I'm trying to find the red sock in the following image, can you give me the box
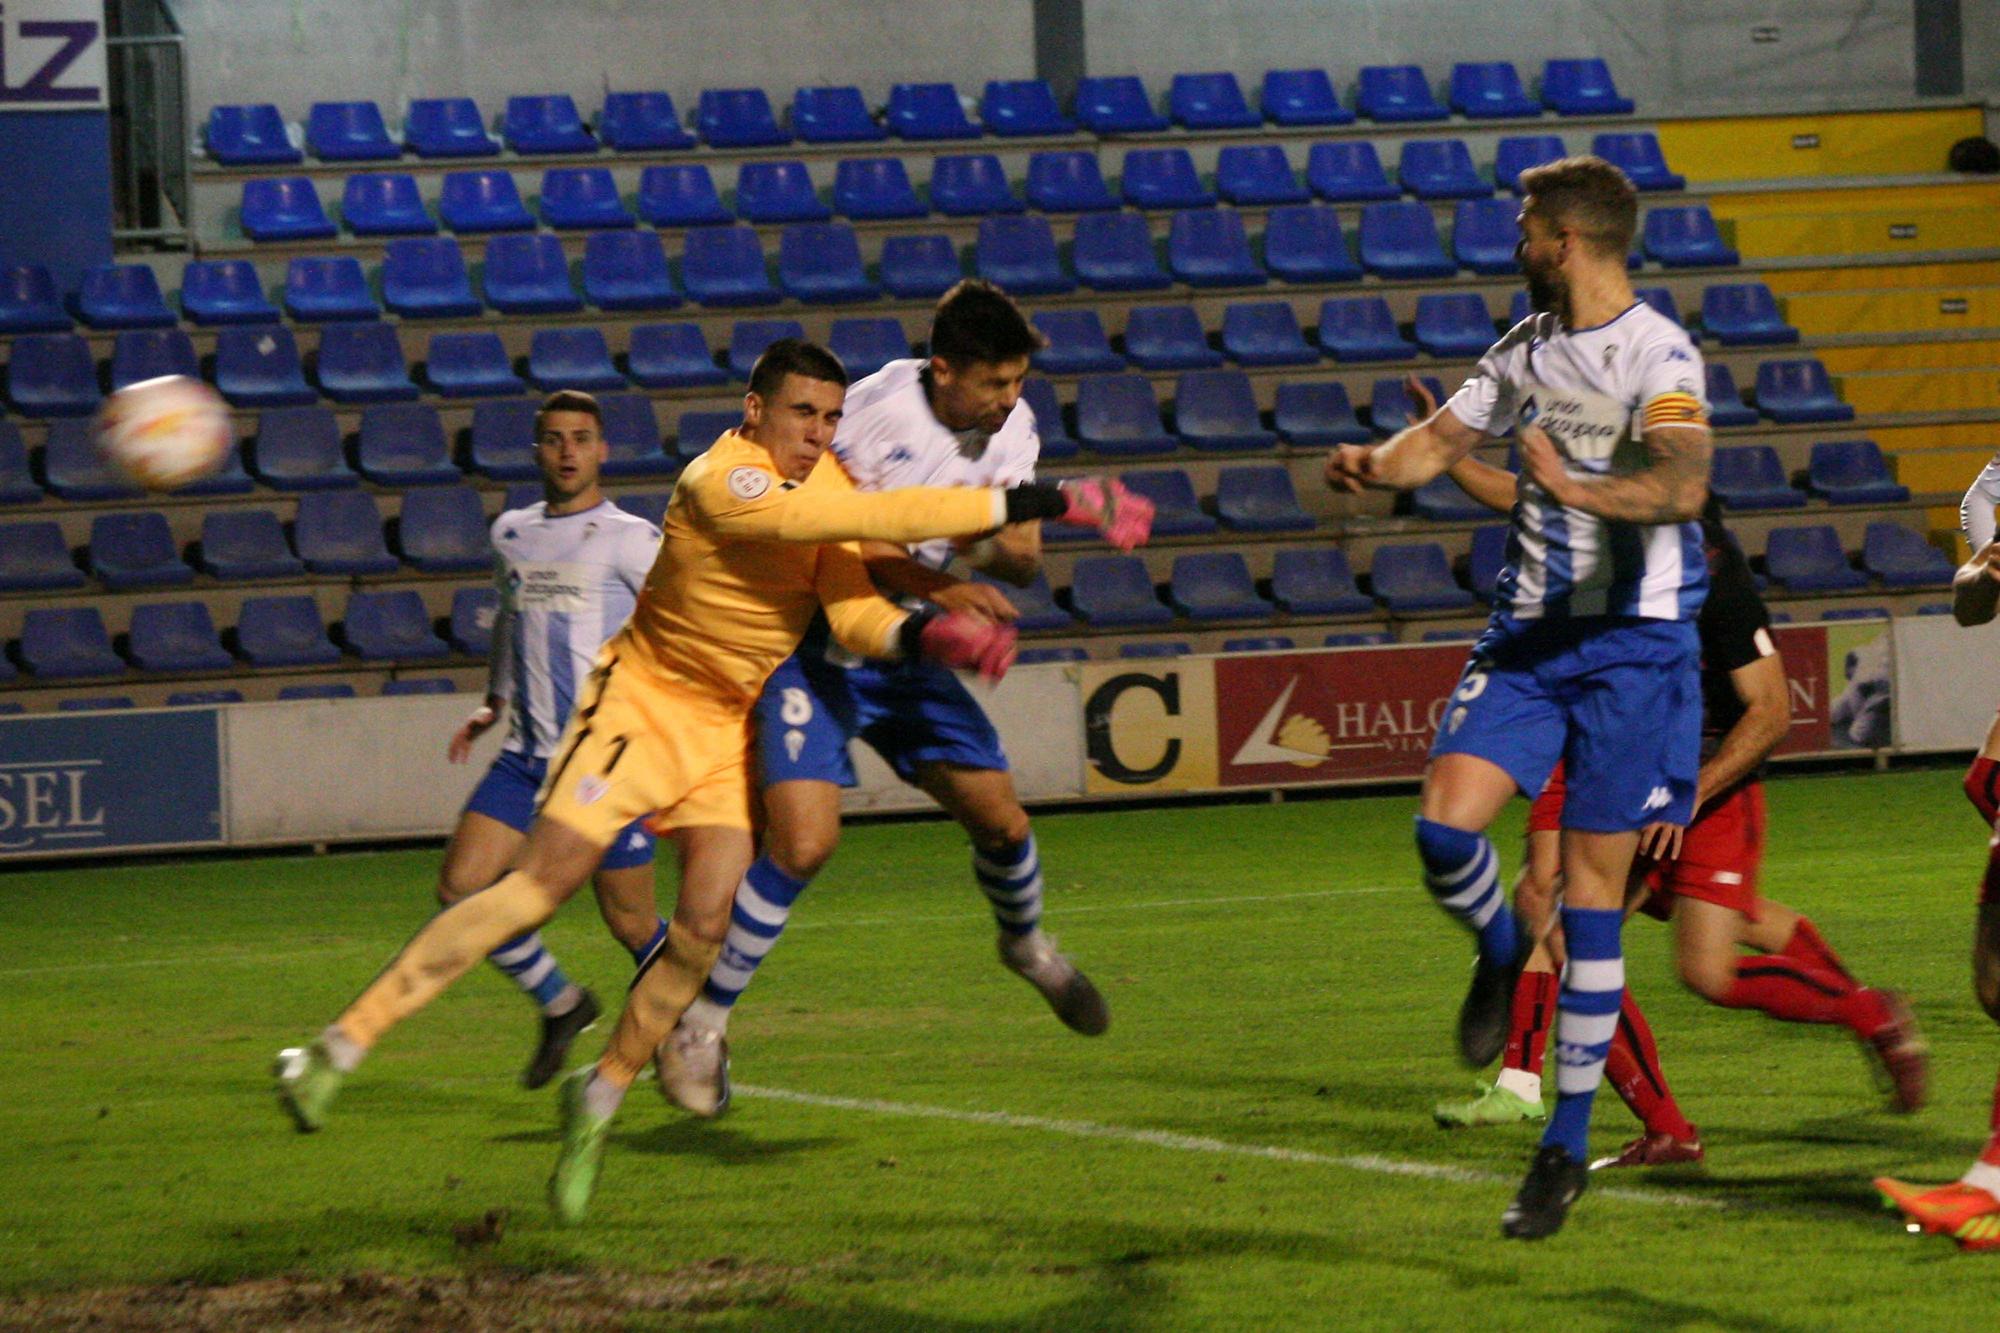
[1780,917,1857,989]
[1604,990,1696,1139]
[1968,757,2000,823]
[1719,958,1891,1036]
[1504,969,1559,1076]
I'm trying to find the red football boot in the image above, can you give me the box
[1590,1128,1704,1170]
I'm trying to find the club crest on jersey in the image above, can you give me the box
[577,775,610,806]
[727,466,772,500]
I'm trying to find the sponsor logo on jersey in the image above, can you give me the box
[511,562,594,611]
[727,466,772,500]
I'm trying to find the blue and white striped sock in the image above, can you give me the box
[1414,817,1519,963]
[631,917,668,970]
[975,836,1043,937]
[488,931,573,1014]
[1542,906,1625,1163]
[699,857,810,1010]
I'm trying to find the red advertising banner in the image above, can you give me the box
[1214,645,1472,787]
[1770,623,1833,756]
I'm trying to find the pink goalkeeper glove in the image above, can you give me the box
[914,610,1018,682]
[1059,478,1155,552]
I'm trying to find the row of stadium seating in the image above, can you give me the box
[202,62,1638,165]
[0,680,468,712]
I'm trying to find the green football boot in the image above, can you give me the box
[1433,1081,1545,1129]
[549,1069,614,1226]
[273,1041,344,1132]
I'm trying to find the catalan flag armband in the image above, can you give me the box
[1641,390,1707,432]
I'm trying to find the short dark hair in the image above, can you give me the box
[534,390,602,438]
[747,337,849,399]
[1519,155,1638,257]
[928,279,1044,368]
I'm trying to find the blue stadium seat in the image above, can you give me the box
[1260,69,1353,126]
[1398,140,1489,200]
[166,690,245,706]
[240,177,337,241]
[886,81,979,140]
[1809,440,1908,505]
[1368,376,1447,435]
[778,222,880,303]
[109,328,198,391]
[1220,301,1316,367]
[674,409,742,460]
[481,233,582,314]
[1423,629,1480,643]
[88,511,191,589]
[1217,464,1315,532]
[1541,58,1634,115]
[0,520,82,590]
[1215,145,1306,206]
[1593,131,1683,191]
[405,97,499,157]
[0,424,41,505]
[1467,524,1510,602]
[1359,202,1457,279]
[1370,542,1475,610]
[1169,208,1266,287]
[1119,642,1190,658]
[1120,148,1215,210]
[1863,522,1953,588]
[1709,445,1806,509]
[1414,293,1497,357]
[1410,473,1490,521]
[41,420,140,501]
[56,696,135,711]
[357,402,458,487]
[1174,369,1276,451]
[1317,296,1416,361]
[343,589,449,661]
[0,263,72,333]
[598,91,695,151]
[1017,646,1088,665]
[449,586,501,654]
[1073,76,1169,134]
[504,94,594,154]
[129,602,233,673]
[527,327,624,392]
[1122,304,1221,370]
[627,322,726,388]
[1170,72,1261,130]
[239,596,342,667]
[697,88,790,147]
[1025,151,1117,212]
[467,399,541,479]
[791,86,886,144]
[1119,468,1216,535]
[1272,547,1374,615]
[880,234,965,299]
[296,490,397,574]
[1450,62,1540,118]
[1325,631,1395,647]
[340,172,435,236]
[982,79,1073,136]
[1756,359,1853,424]
[614,493,670,528]
[596,394,674,477]
[637,164,733,227]
[206,103,299,165]
[1642,204,1738,267]
[728,319,807,381]
[315,321,418,402]
[396,485,490,572]
[200,508,304,579]
[381,677,456,695]
[282,256,377,322]
[735,160,830,223]
[582,230,680,311]
[1222,636,1294,653]
[381,237,481,318]
[1073,211,1170,291]
[1700,281,1797,345]
[1172,552,1270,619]
[827,318,910,380]
[1262,204,1361,283]
[931,154,1023,215]
[1494,134,1566,193]
[966,571,1068,631]
[1274,381,1371,446]
[1306,141,1399,203]
[1021,380,1075,458]
[975,215,1072,295]
[211,325,315,411]
[1706,363,1759,428]
[680,225,780,306]
[248,406,352,489]
[18,608,124,677]
[833,158,926,219]
[439,169,534,232]
[1075,375,1176,455]
[539,167,634,229]
[278,683,356,699]
[1817,606,1887,622]
[307,101,398,161]
[78,264,175,329]
[7,333,99,416]
[1032,309,1124,375]
[1453,198,1521,275]
[1070,555,1172,626]
[1358,64,1448,122]
[1764,525,1867,592]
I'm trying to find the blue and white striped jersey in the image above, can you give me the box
[1445,303,1711,621]
[488,499,660,759]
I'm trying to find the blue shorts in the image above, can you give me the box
[465,747,657,870]
[754,651,1009,788]
[1429,615,1701,833]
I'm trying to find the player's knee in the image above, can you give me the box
[767,822,836,881]
[1678,953,1734,1003]
[966,803,1032,855]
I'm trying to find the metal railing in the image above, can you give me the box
[106,0,188,248]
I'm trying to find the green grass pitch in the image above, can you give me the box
[5,767,2000,1328]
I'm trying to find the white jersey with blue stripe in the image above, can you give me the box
[1444,303,1711,621]
[489,499,660,759]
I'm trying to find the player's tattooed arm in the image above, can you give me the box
[1324,375,1487,494]
[958,521,1042,587]
[1520,422,1711,522]
[1447,454,1519,515]
[1953,539,2000,627]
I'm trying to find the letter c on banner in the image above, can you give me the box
[1084,671,1182,785]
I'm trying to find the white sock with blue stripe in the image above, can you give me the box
[1414,817,1519,963]
[1543,906,1625,1163]
[681,857,810,1034]
[975,836,1043,937]
[488,931,577,1015]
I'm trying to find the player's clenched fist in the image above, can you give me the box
[1324,444,1378,493]
[902,606,1017,682]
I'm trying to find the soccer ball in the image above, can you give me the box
[94,374,233,492]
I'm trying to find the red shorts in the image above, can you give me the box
[1527,762,1567,833]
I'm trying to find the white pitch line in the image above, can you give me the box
[735,1084,1728,1212]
